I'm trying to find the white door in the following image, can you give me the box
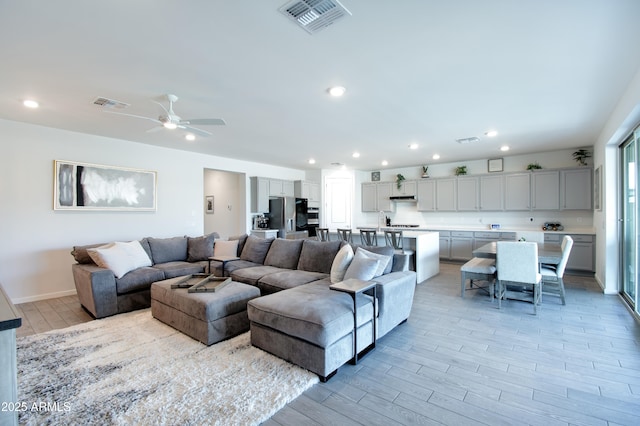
[325,176,352,231]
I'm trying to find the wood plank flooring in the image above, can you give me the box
[15,262,640,425]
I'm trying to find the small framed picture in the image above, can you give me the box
[371,171,381,181]
[205,195,214,214]
[488,158,503,172]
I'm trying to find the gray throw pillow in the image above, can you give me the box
[343,252,379,281]
[71,243,108,264]
[147,236,188,264]
[264,238,304,269]
[187,233,216,262]
[351,244,394,274]
[240,235,274,264]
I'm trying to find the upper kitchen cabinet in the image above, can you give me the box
[391,180,417,197]
[269,179,294,197]
[417,179,436,211]
[456,177,479,211]
[531,171,560,210]
[295,180,321,207]
[250,177,270,213]
[479,174,504,210]
[436,178,457,211]
[361,182,393,212]
[504,173,531,211]
[561,168,592,210]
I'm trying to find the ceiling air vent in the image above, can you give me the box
[456,136,481,144]
[92,97,129,109]
[279,0,352,34]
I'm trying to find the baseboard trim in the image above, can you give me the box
[12,289,77,304]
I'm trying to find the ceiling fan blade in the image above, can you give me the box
[145,126,163,133]
[181,118,226,126]
[180,125,212,137]
[104,110,162,124]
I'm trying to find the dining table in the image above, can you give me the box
[473,241,563,265]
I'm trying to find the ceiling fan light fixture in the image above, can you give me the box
[163,122,177,130]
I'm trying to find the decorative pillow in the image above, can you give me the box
[87,241,151,279]
[213,240,239,257]
[351,244,395,274]
[229,234,248,257]
[187,233,216,262]
[355,247,391,277]
[296,240,342,273]
[330,244,354,283]
[71,243,108,264]
[240,235,274,264]
[343,251,379,281]
[147,236,188,264]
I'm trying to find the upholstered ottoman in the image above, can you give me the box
[151,277,260,345]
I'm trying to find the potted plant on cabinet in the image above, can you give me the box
[455,166,467,176]
[526,162,543,170]
[572,149,591,166]
[396,173,406,189]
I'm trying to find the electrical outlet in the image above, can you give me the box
[528,217,534,222]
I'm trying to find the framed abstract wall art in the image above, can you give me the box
[53,160,157,211]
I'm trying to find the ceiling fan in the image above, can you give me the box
[105,94,225,137]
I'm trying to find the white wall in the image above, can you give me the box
[0,119,304,303]
[203,169,246,238]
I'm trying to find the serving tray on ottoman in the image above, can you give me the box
[169,274,231,293]
[151,276,260,345]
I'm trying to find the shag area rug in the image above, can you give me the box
[16,309,318,425]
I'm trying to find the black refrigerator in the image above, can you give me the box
[295,198,314,236]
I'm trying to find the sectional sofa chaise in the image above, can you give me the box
[71,233,417,380]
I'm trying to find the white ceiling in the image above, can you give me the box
[1,0,639,171]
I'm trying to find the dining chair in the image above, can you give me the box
[384,230,415,269]
[336,228,353,243]
[359,229,378,246]
[496,241,542,314]
[460,257,497,298]
[316,228,330,241]
[540,236,573,305]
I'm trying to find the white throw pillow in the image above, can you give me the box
[213,240,239,257]
[355,247,391,277]
[87,241,150,279]
[343,251,380,281]
[330,244,354,283]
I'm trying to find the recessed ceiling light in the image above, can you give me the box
[432,154,440,160]
[328,86,346,97]
[23,99,39,108]
[409,143,419,150]
[185,134,196,141]
[381,160,388,166]
[485,130,498,137]
[500,145,510,151]
[308,158,316,164]
[352,152,360,158]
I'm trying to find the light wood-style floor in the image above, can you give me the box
[15,263,640,425]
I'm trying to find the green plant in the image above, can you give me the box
[572,149,591,166]
[527,162,543,170]
[396,173,405,189]
[454,166,467,176]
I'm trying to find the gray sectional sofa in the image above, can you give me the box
[71,233,417,380]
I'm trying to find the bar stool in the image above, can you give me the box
[316,228,330,241]
[460,257,497,299]
[384,230,415,269]
[336,228,353,243]
[359,229,378,246]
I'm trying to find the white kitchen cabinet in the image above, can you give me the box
[269,179,294,197]
[282,180,295,197]
[417,179,436,211]
[531,171,560,210]
[457,177,479,211]
[561,168,592,210]
[295,180,321,207]
[504,173,531,211]
[391,180,417,197]
[436,178,457,211]
[361,182,392,212]
[480,174,504,211]
[250,177,270,213]
[438,232,451,259]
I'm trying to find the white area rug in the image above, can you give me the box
[16,309,318,425]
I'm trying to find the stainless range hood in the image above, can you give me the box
[389,195,417,202]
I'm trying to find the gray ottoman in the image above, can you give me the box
[151,277,260,345]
